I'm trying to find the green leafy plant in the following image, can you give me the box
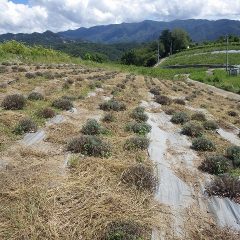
[124,137,149,151]
[125,122,151,135]
[226,146,240,167]
[203,120,219,130]
[99,99,126,111]
[171,112,189,124]
[199,155,231,175]
[14,118,37,135]
[191,137,215,151]
[130,107,148,122]
[28,92,44,101]
[67,135,111,158]
[1,94,26,110]
[52,98,73,110]
[181,122,204,137]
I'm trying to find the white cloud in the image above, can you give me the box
[0,0,240,34]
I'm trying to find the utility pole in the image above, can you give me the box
[226,34,229,71]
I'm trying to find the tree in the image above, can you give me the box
[121,50,137,65]
[172,28,190,52]
[159,29,172,55]
[159,28,190,55]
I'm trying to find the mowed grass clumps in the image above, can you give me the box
[171,112,189,124]
[100,99,126,111]
[130,107,148,122]
[67,135,111,157]
[191,137,215,151]
[199,155,231,175]
[121,164,158,192]
[14,118,37,135]
[105,220,147,240]
[1,94,26,110]
[126,122,151,135]
[206,175,240,203]
[124,136,149,151]
[52,97,73,110]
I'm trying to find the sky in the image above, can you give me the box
[0,0,240,34]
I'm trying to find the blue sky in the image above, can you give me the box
[0,0,240,34]
[12,0,28,4]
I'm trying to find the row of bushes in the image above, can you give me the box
[1,93,74,111]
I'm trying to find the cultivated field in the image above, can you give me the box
[0,43,240,239]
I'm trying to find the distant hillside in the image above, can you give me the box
[59,19,240,43]
[0,31,67,46]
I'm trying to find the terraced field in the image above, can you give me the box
[0,61,240,239]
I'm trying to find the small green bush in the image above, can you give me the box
[67,135,111,158]
[226,146,240,167]
[199,155,231,175]
[25,72,36,79]
[228,111,238,117]
[191,137,215,151]
[171,112,189,124]
[181,122,204,137]
[105,221,145,240]
[206,175,240,202]
[155,95,172,105]
[102,113,115,122]
[81,119,102,135]
[173,98,185,105]
[126,122,151,135]
[130,106,148,122]
[37,108,55,119]
[150,87,161,96]
[191,112,206,122]
[52,98,73,110]
[203,120,219,130]
[28,92,44,101]
[14,118,37,135]
[121,164,157,192]
[124,137,149,151]
[99,100,126,112]
[1,94,26,110]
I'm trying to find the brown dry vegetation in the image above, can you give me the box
[0,62,240,239]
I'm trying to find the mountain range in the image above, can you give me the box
[0,19,240,45]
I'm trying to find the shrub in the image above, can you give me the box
[164,108,176,115]
[226,146,240,167]
[203,120,219,130]
[124,137,149,151]
[1,94,26,110]
[126,122,151,135]
[81,119,102,135]
[130,106,148,122]
[105,221,146,240]
[103,113,115,122]
[171,112,189,124]
[191,137,215,151]
[25,72,36,79]
[206,175,240,203]
[28,92,44,101]
[150,87,160,96]
[191,112,206,122]
[181,122,204,137]
[199,155,231,175]
[155,95,172,105]
[173,98,185,105]
[37,108,55,118]
[67,135,111,157]
[121,164,157,192]
[228,111,238,117]
[14,118,37,135]
[52,98,73,110]
[99,100,126,111]
[18,67,27,72]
